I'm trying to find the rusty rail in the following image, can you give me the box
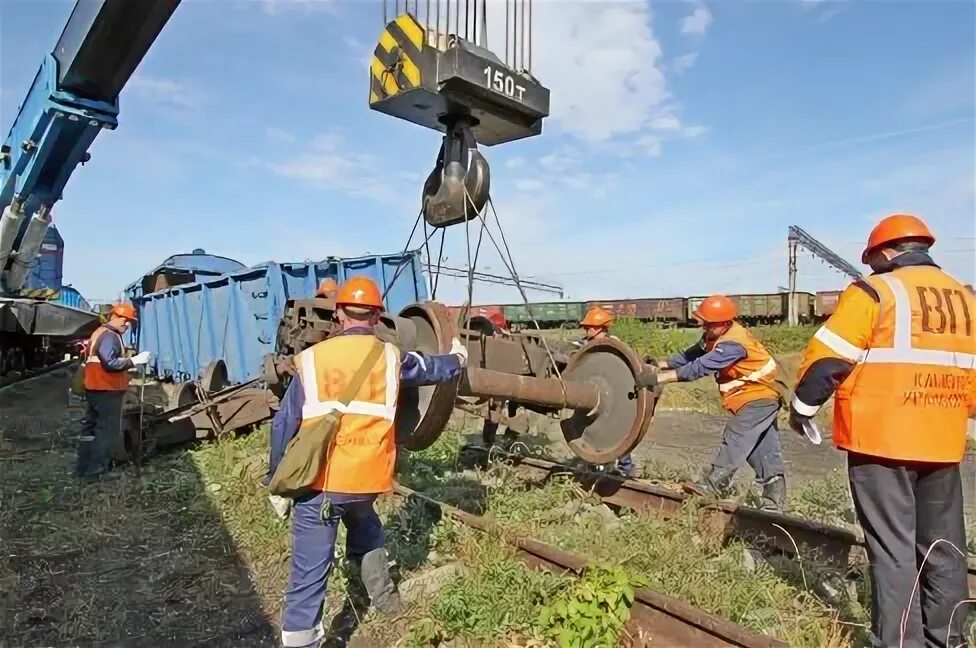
[460,443,976,595]
[393,483,786,648]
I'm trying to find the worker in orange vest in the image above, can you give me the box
[315,278,338,298]
[639,296,787,511]
[476,310,522,447]
[76,303,149,481]
[790,214,974,647]
[269,277,468,648]
[578,306,638,477]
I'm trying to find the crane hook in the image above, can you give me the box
[421,116,490,228]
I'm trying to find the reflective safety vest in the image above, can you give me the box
[83,326,130,391]
[832,266,975,462]
[708,323,779,413]
[295,334,401,494]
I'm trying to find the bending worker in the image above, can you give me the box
[579,306,636,478]
[269,276,468,648]
[790,214,974,648]
[639,296,787,511]
[477,310,519,447]
[315,277,337,299]
[76,303,149,481]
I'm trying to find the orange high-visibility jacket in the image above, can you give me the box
[795,265,975,463]
[708,323,780,413]
[83,326,130,391]
[294,334,401,494]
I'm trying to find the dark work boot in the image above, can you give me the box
[360,548,401,615]
[758,475,786,513]
[682,466,735,498]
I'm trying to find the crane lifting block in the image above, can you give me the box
[368,13,550,146]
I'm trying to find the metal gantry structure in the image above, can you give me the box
[787,225,862,325]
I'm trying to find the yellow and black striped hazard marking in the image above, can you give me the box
[19,288,59,300]
[370,13,428,104]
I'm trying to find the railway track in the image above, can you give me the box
[393,483,787,648]
[459,443,976,596]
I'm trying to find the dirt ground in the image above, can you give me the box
[0,367,276,647]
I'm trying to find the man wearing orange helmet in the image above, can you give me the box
[639,295,787,511]
[268,276,468,648]
[315,278,338,299]
[472,309,520,447]
[578,306,637,477]
[76,303,149,481]
[791,214,974,647]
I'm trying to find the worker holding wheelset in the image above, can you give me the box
[638,297,788,512]
[791,214,974,648]
[266,276,469,648]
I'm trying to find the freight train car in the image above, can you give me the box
[586,298,688,325]
[815,290,842,320]
[688,293,815,325]
[126,250,428,385]
[503,301,585,329]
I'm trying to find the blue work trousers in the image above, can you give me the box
[712,398,785,485]
[75,390,124,477]
[280,492,384,648]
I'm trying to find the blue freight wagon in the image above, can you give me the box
[54,285,92,312]
[125,250,428,385]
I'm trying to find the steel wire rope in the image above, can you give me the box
[432,228,447,298]
[485,193,567,386]
[463,190,567,396]
[382,206,439,302]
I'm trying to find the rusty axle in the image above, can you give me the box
[459,367,600,413]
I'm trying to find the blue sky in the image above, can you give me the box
[1,0,973,305]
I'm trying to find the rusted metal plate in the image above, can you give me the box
[559,338,656,464]
[393,483,785,648]
[460,333,552,376]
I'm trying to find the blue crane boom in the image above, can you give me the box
[0,0,180,293]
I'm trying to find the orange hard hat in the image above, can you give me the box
[862,213,935,263]
[580,306,614,328]
[316,278,338,297]
[693,295,737,323]
[111,303,137,321]
[485,311,508,330]
[336,276,384,310]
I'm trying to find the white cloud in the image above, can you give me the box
[682,125,708,138]
[127,75,201,110]
[265,127,296,144]
[259,132,405,203]
[673,53,699,74]
[638,135,663,156]
[649,115,683,132]
[514,178,546,192]
[681,5,712,36]
[482,2,672,147]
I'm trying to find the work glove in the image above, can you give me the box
[642,355,660,367]
[636,366,658,389]
[267,494,292,520]
[450,336,468,367]
[130,351,151,366]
